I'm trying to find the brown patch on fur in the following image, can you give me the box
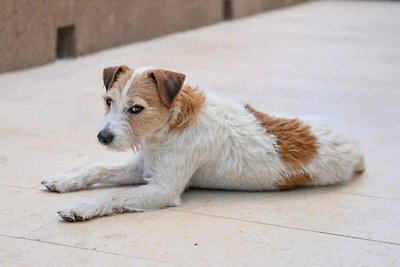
[245,104,318,168]
[277,173,314,190]
[168,85,205,130]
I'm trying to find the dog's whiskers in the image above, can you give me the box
[131,144,137,153]
[131,143,141,153]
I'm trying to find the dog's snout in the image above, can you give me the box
[97,130,114,145]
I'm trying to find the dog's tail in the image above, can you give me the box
[354,154,365,173]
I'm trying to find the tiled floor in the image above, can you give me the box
[1,1,400,266]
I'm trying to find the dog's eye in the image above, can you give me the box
[105,98,112,108]
[129,105,144,114]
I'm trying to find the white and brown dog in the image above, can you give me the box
[42,65,364,222]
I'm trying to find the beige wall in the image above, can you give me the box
[0,0,306,73]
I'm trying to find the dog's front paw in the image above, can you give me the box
[58,201,94,222]
[41,174,82,193]
[58,208,87,222]
[41,178,68,193]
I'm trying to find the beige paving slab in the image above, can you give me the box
[337,170,400,201]
[0,185,123,237]
[0,186,87,237]
[0,184,140,237]
[381,124,400,144]
[0,150,97,189]
[0,148,129,189]
[357,141,400,176]
[297,138,400,209]
[0,235,169,267]
[26,209,400,267]
[342,119,394,144]
[174,188,400,244]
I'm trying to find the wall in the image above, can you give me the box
[0,0,306,72]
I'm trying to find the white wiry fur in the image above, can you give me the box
[42,68,364,222]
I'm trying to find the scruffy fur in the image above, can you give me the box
[42,65,365,222]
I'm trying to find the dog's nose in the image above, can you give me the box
[97,130,114,145]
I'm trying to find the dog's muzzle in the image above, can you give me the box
[97,130,114,145]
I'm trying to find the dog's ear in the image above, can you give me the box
[148,69,186,107]
[103,65,129,90]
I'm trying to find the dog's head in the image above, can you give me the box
[97,65,185,151]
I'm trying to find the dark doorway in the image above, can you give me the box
[224,0,232,20]
[56,26,75,59]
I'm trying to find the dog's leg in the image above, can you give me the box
[42,156,144,193]
[58,184,178,221]
[57,153,197,221]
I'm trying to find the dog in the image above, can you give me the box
[42,65,365,222]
